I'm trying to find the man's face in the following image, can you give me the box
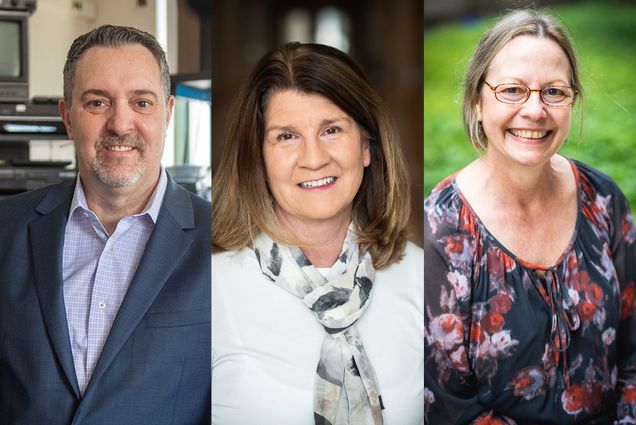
[59,44,174,192]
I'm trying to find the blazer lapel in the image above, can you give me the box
[84,178,196,396]
[30,180,81,398]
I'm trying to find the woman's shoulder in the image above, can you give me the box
[212,247,258,273]
[375,242,423,299]
[570,158,634,226]
[383,241,423,276]
[425,171,464,220]
[425,172,461,210]
[401,241,423,267]
[424,170,475,246]
[570,159,635,248]
[572,158,626,199]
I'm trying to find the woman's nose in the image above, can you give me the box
[520,92,548,121]
[297,135,330,169]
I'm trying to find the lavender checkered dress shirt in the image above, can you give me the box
[62,170,167,395]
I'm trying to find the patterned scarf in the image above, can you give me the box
[253,228,384,425]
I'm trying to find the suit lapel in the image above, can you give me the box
[84,178,196,396]
[30,180,81,398]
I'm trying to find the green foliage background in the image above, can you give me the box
[424,1,636,207]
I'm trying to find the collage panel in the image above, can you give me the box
[211,0,424,423]
[424,1,636,423]
[0,1,211,423]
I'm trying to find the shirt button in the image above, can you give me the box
[98,301,106,309]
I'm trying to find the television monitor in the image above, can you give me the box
[0,10,28,103]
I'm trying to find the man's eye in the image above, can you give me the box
[87,100,106,108]
[132,99,157,114]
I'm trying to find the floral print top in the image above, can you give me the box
[424,160,636,424]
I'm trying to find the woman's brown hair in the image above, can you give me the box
[212,42,410,269]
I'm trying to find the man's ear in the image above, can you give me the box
[165,95,175,128]
[58,99,73,140]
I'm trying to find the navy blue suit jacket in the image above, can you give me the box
[0,176,211,424]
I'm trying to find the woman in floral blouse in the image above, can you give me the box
[424,9,636,424]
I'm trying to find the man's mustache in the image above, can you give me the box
[95,134,144,151]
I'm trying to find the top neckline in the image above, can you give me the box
[449,158,583,272]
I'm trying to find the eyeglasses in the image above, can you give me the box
[483,81,577,106]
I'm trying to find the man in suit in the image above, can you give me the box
[0,25,210,424]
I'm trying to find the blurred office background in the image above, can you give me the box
[212,0,424,245]
[1,0,210,199]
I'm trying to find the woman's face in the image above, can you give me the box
[477,35,573,168]
[262,90,370,229]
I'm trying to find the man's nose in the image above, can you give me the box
[105,102,135,136]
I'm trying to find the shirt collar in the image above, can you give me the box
[68,168,168,224]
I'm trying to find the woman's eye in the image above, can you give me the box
[502,86,523,94]
[545,87,565,96]
[276,132,296,141]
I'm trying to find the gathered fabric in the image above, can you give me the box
[253,227,384,425]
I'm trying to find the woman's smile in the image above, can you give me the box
[298,176,337,189]
[507,128,553,144]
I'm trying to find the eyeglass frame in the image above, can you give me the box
[483,81,578,107]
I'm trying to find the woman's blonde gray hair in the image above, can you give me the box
[463,9,583,149]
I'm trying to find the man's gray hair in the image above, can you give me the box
[63,25,171,106]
